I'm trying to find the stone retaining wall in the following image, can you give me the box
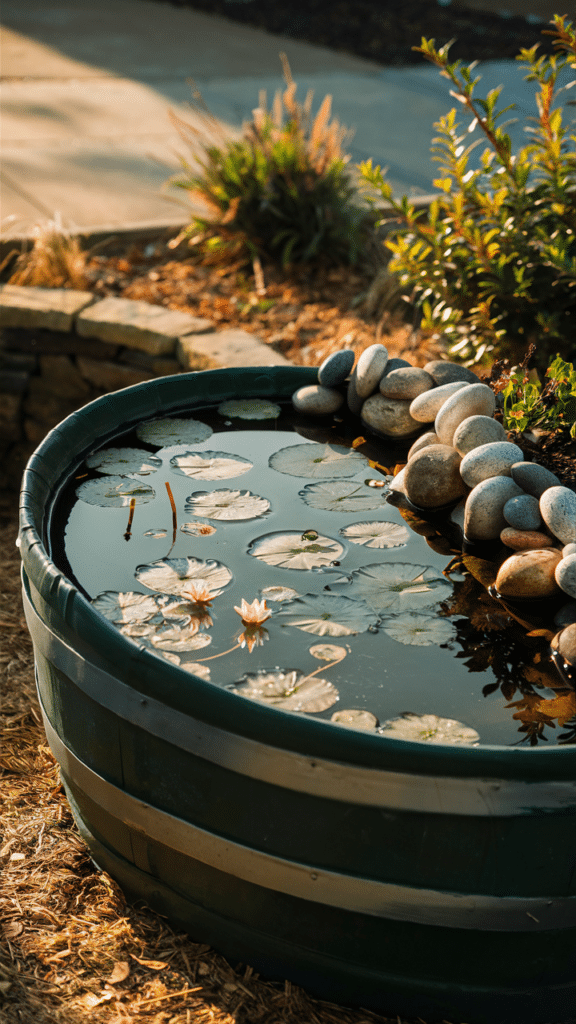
[0,284,290,491]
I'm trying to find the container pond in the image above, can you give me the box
[19,366,576,1024]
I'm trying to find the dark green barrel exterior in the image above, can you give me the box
[19,367,576,1024]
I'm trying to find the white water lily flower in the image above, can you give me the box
[299,479,387,513]
[218,398,281,420]
[85,447,162,476]
[260,585,301,603]
[341,562,452,615]
[136,416,212,447]
[248,531,344,570]
[381,613,457,647]
[150,623,212,652]
[185,489,270,521]
[135,557,232,597]
[331,709,379,731]
[269,443,367,479]
[170,451,252,480]
[276,593,377,636]
[309,644,347,662]
[234,598,272,626]
[91,591,161,624]
[76,476,155,507]
[231,669,338,712]
[379,713,480,746]
[340,520,409,549]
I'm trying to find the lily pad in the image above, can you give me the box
[180,522,217,537]
[184,489,270,521]
[169,451,253,480]
[248,531,344,570]
[135,557,232,597]
[309,644,347,662]
[76,476,155,507]
[269,443,367,479]
[136,417,212,447]
[144,528,168,539]
[299,479,387,513]
[231,669,338,712]
[340,562,452,615]
[260,585,301,603]
[331,709,379,730]
[380,613,457,646]
[276,593,377,636]
[149,623,212,652]
[217,399,281,420]
[340,520,409,549]
[181,662,211,680]
[85,447,162,476]
[91,591,161,623]
[379,713,480,746]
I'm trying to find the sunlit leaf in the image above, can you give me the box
[184,489,270,521]
[136,417,212,447]
[260,585,301,603]
[248,531,344,570]
[331,709,379,730]
[231,669,338,712]
[218,399,281,420]
[269,443,367,478]
[91,591,161,623]
[169,450,252,480]
[180,522,217,536]
[506,691,576,727]
[76,476,155,507]
[340,520,409,549]
[379,712,480,745]
[309,644,347,662]
[340,562,452,615]
[85,447,162,476]
[380,612,457,646]
[135,557,232,597]
[299,479,388,512]
[276,593,377,635]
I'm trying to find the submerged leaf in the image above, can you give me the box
[150,624,212,652]
[340,562,452,615]
[331,709,379,730]
[309,644,347,662]
[135,556,232,597]
[380,613,457,646]
[76,476,155,507]
[85,447,162,476]
[144,528,168,539]
[185,489,270,521]
[248,531,344,570]
[299,479,387,512]
[340,520,409,549]
[231,669,338,712]
[276,592,377,635]
[91,591,160,624]
[379,713,480,746]
[269,443,367,479]
[180,522,217,536]
[169,450,252,480]
[181,662,211,680]
[218,398,281,420]
[260,585,301,603]
[136,417,212,447]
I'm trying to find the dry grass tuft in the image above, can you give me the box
[5,216,90,291]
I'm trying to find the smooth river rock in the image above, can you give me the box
[435,383,496,447]
[407,431,440,460]
[503,495,543,531]
[355,343,389,399]
[292,384,343,415]
[556,554,576,599]
[409,381,466,423]
[379,366,435,400]
[381,357,411,377]
[554,602,576,628]
[563,543,576,558]
[452,414,507,456]
[403,444,467,509]
[464,476,523,541]
[510,461,560,498]
[424,360,479,386]
[540,486,576,545]
[552,622,576,669]
[459,441,524,488]
[500,527,554,551]
[346,371,363,414]
[361,393,421,439]
[495,548,563,599]
[318,349,354,388]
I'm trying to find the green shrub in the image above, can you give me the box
[360,16,576,367]
[496,352,576,437]
[168,55,367,268]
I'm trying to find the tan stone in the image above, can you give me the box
[76,296,213,355]
[495,548,563,599]
[0,284,94,331]
[177,329,291,369]
[0,392,22,442]
[500,528,555,551]
[39,354,91,399]
[76,357,154,391]
[404,444,467,509]
[23,378,81,425]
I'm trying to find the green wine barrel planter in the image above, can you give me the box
[19,367,576,1024]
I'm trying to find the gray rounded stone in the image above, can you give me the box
[510,461,560,498]
[459,441,524,488]
[503,494,543,531]
[379,366,435,401]
[554,601,576,629]
[355,343,389,399]
[452,414,507,456]
[540,486,576,545]
[563,543,576,558]
[361,393,421,439]
[464,476,523,541]
[404,444,467,509]
[435,383,496,446]
[381,357,411,377]
[407,431,440,460]
[556,554,576,599]
[318,349,354,388]
[424,360,480,386]
[346,370,363,415]
[409,381,467,423]
[292,384,343,416]
[554,622,576,669]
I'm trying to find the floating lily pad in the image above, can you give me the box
[231,669,338,712]
[144,528,167,539]
[380,613,457,646]
[135,557,232,597]
[184,489,270,521]
[276,593,377,636]
[379,713,480,746]
[299,479,387,513]
[180,522,217,536]
[136,417,212,447]
[91,591,160,623]
[76,476,155,507]
[170,450,253,480]
[181,662,211,680]
[269,443,367,479]
[331,709,379,730]
[218,399,281,420]
[248,531,344,570]
[260,585,301,603]
[85,447,162,476]
[309,644,347,662]
[340,520,409,549]
[150,623,212,652]
[340,562,452,615]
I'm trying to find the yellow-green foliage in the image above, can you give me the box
[361,16,576,367]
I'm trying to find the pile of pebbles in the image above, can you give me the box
[292,344,576,680]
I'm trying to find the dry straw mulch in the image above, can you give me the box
[0,501,415,1024]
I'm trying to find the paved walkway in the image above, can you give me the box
[0,0,570,238]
